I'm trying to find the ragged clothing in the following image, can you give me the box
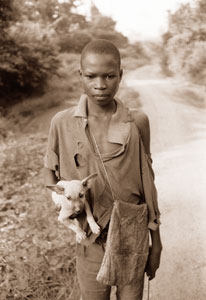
[44,94,160,240]
[96,201,149,286]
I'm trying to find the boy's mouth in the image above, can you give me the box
[94,94,109,98]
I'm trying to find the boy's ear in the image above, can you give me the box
[46,185,65,195]
[82,173,98,189]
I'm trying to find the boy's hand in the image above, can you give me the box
[145,245,162,280]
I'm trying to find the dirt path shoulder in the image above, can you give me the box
[125,65,206,300]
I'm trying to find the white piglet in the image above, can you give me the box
[46,173,100,243]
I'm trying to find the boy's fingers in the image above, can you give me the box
[146,268,156,280]
[149,272,155,280]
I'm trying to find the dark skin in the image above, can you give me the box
[44,51,162,280]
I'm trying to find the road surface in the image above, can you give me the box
[124,65,206,300]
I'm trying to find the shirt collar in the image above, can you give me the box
[74,94,133,146]
[74,94,133,123]
[74,94,88,118]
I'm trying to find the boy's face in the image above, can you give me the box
[79,53,123,107]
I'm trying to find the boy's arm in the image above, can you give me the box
[146,228,162,280]
[140,113,162,280]
[132,110,162,279]
[131,110,150,154]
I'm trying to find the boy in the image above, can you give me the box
[44,39,162,300]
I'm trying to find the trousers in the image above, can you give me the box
[76,242,145,300]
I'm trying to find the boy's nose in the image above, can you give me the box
[94,77,106,89]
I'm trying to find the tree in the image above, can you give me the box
[88,3,128,48]
[161,0,206,84]
[0,0,60,106]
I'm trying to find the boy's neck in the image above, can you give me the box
[87,99,116,117]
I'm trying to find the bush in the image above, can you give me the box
[0,18,60,107]
[58,31,92,53]
[0,36,60,106]
[161,1,206,85]
[91,30,128,48]
[183,41,206,84]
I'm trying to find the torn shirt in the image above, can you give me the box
[44,94,160,239]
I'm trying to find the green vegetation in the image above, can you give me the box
[0,133,81,300]
[161,0,206,85]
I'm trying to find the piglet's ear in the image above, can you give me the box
[46,185,65,195]
[82,173,98,189]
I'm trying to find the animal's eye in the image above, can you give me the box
[79,192,84,198]
[67,196,71,200]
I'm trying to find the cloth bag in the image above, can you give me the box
[96,200,149,286]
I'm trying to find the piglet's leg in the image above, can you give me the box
[84,200,100,234]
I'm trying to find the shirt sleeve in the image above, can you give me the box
[44,117,60,179]
[130,109,161,230]
[141,142,161,231]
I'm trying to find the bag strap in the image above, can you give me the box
[90,132,115,202]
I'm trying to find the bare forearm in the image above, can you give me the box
[145,228,162,280]
[150,228,162,251]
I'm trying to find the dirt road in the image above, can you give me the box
[125,65,206,300]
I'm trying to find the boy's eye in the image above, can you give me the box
[85,75,94,79]
[106,75,115,80]
[79,192,84,198]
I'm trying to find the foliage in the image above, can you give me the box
[0,0,17,29]
[0,0,87,106]
[0,1,61,106]
[0,35,60,106]
[88,2,128,48]
[0,134,80,300]
[58,31,92,53]
[161,0,206,84]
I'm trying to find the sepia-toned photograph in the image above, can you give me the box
[0,0,205,299]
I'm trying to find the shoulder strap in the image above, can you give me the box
[90,132,115,202]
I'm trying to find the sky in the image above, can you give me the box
[76,0,194,41]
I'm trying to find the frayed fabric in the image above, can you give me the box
[97,201,149,286]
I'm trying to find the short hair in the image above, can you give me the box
[81,39,121,68]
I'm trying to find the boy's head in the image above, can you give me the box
[81,39,121,69]
[79,39,123,107]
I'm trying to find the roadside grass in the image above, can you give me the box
[0,134,81,300]
[173,87,205,108]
